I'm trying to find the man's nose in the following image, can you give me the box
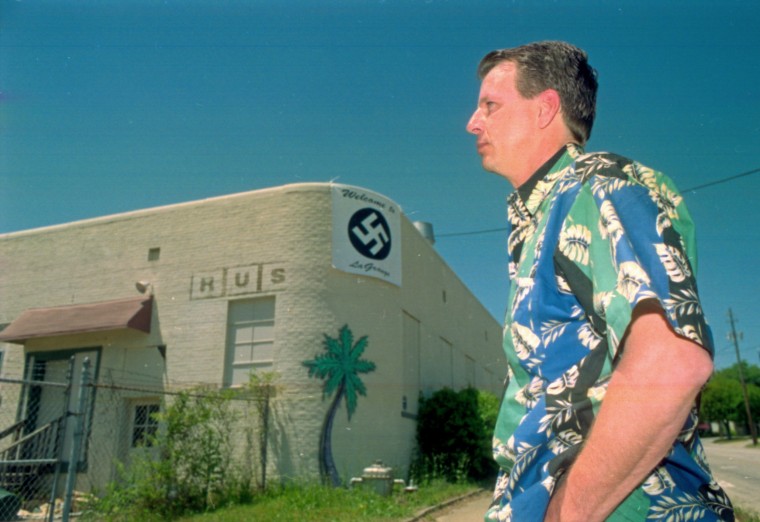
[466,110,482,135]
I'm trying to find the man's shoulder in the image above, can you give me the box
[568,150,672,192]
[573,150,638,180]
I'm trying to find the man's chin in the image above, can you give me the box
[480,160,499,175]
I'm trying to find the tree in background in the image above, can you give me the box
[735,384,760,433]
[701,377,743,439]
[701,362,760,438]
[303,325,376,487]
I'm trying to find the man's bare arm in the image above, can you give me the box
[545,299,713,522]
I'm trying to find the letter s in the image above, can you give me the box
[270,268,286,284]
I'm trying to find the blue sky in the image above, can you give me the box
[1,0,759,370]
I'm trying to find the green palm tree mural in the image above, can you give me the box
[303,325,376,487]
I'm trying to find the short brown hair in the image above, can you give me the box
[478,41,598,144]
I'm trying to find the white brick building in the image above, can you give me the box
[0,183,506,492]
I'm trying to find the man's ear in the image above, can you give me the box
[537,89,562,129]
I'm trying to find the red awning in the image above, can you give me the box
[0,296,153,344]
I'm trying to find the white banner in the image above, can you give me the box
[331,184,401,286]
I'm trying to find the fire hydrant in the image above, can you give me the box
[349,459,406,496]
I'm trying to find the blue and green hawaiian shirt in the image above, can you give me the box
[486,144,733,521]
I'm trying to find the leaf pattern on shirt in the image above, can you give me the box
[678,324,704,345]
[559,224,592,265]
[548,428,583,455]
[508,220,535,258]
[515,376,545,409]
[624,161,658,192]
[575,153,618,181]
[616,261,652,302]
[512,278,533,312]
[655,243,692,283]
[526,179,554,212]
[539,399,574,436]
[700,483,734,520]
[487,502,512,522]
[556,272,572,294]
[653,183,684,220]
[593,291,615,319]
[598,200,624,242]
[643,467,676,496]
[649,493,708,521]
[664,288,703,319]
[506,442,541,497]
[556,168,581,194]
[541,319,570,345]
[511,322,541,361]
[586,382,606,403]
[656,213,673,237]
[494,148,728,521]
[591,175,632,199]
[546,366,579,396]
[578,323,603,350]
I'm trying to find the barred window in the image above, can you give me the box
[131,402,160,447]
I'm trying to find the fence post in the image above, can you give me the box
[61,358,90,522]
[47,356,76,522]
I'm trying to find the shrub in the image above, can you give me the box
[88,387,247,520]
[413,387,498,483]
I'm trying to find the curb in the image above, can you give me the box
[402,488,488,522]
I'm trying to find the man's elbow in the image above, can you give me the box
[685,341,714,390]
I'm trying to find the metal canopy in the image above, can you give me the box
[0,296,153,344]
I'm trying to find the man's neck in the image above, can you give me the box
[516,146,568,202]
[510,142,573,189]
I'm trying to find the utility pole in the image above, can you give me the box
[727,308,758,446]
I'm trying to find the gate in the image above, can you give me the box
[0,357,92,521]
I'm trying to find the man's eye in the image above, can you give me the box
[485,102,498,113]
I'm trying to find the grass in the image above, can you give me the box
[173,480,478,522]
[737,507,760,522]
[711,435,760,447]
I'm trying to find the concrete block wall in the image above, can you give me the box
[0,183,506,487]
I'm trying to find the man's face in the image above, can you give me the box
[466,62,541,182]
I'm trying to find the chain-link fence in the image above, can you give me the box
[0,357,271,521]
[0,356,89,521]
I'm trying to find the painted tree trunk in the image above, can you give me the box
[319,381,344,487]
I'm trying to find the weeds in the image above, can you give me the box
[175,480,477,522]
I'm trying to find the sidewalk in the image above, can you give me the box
[402,489,490,522]
[433,490,491,521]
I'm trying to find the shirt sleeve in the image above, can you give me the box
[557,154,714,362]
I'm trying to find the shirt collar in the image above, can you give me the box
[508,143,582,217]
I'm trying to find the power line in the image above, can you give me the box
[438,227,507,238]
[437,166,760,239]
[681,166,760,193]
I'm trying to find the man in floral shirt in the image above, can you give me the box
[466,41,733,521]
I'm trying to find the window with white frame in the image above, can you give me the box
[131,401,160,448]
[226,297,275,386]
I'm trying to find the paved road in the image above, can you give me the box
[703,438,760,513]
[426,439,759,521]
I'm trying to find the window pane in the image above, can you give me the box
[132,402,160,448]
[135,405,150,425]
[253,341,274,361]
[234,343,253,363]
[252,323,274,342]
[250,298,275,318]
[231,365,252,386]
[234,325,254,343]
